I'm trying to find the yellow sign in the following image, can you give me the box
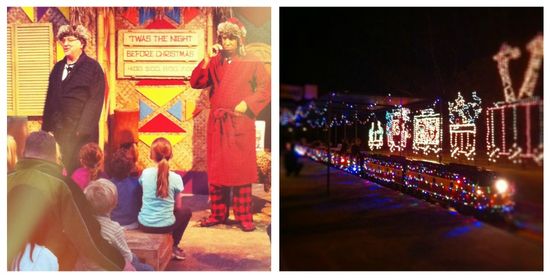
[124,62,197,78]
[118,29,204,79]
[123,47,199,61]
[123,31,200,46]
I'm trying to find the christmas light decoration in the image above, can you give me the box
[487,34,544,165]
[362,155,404,184]
[412,108,442,155]
[368,120,384,150]
[300,144,514,214]
[403,162,513,213]
[280,101,326,128]
[448,92,482,160]
[385,108,411,152]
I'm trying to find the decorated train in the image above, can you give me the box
[300,145,514,215]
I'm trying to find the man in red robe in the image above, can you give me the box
[190,17,270,232]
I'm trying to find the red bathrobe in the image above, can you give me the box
[190,54,271,186]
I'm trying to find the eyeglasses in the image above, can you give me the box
[60,36,80,44]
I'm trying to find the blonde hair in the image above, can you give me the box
[84,178,118,215]
[7,135,17,171]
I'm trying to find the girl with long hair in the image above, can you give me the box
[137,137,192,260]
[71,143,105,190]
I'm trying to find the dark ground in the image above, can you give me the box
[280,157,543,270]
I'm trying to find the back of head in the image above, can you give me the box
[79,143,103,181]
[23,131,57,162]
[109,148,134,180]
[150,137,172,163]
[84,178,118,215]
[150,137,172,198]
[120,141,138,165]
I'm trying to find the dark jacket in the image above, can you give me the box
[42,53,105,139]
[7,158,124,270]
[110,176,142,226]
[42,53,105,174]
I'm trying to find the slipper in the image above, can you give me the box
[199,217,224,227]
[240,222,256,232]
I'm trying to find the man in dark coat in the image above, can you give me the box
[42,24,105,175]
[190,18,271,232]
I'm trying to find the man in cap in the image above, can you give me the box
[42,24,105,175]
[190,17,271,232]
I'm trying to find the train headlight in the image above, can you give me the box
[495,179,509,194]
[294,146,306,156]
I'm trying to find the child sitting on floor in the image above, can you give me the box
[138,137,192,260]
[109,148,142,230]
[72,143,106,190]
[84,178,153,271]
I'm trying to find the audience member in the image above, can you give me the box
[84,179,153,271]
[72,143,106,190]
[10,189,58,271]
[8,131,124,270]
[138,137,192,260]
[109,148,142,230]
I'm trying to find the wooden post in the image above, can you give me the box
[206,8,213,56]
[326,98,332,196]
[97,8,106,150]
[109,8,116,116]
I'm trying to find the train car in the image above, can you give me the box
[404,161,514,213]
[361,154,405,185]
[306,147,328,163]
[333,153,361,175]
[300,144,515,215]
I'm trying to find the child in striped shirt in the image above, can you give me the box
[84,179,153,271]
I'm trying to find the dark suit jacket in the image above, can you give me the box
[42,53,105,139]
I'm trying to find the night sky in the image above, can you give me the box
[280,7,543,103]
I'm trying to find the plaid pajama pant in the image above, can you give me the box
[208,184,253,224]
